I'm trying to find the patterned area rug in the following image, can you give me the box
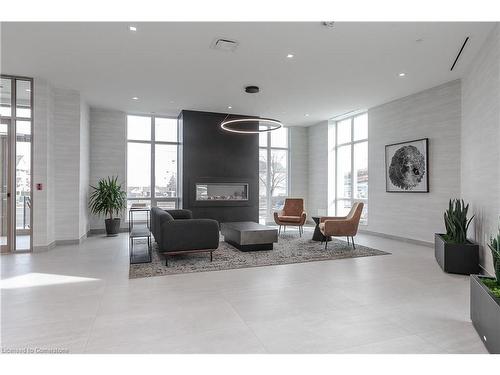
[129,234,390,279]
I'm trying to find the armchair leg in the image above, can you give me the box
[347,236,350,245]
[165,257,168,267]
[210,251,213,262]
[351,236,356,250]
[278,225,281,235]
[284,226,286,233]
[325,239,328,250]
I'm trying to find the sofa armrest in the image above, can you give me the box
[159,219,219,252]
[320,215,346,223]
[300,211,307,225]
[273,210,284,222]
[166,209,193,220]
[323,219,356,236]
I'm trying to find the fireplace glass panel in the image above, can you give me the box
[196,183,248,201]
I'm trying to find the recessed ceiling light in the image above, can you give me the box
[228,106,232,109]
[305,114,310,117]
[287,54,294,59]
[132,97,139,100]
[129,26,137,32]
[25,89,31,92]
[399,72,406,77]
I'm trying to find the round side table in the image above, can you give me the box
[312,216,332,242]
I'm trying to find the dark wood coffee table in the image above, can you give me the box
[312,216,332,242]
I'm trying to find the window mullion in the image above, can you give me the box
[151,116,155,207]
[266,132,272,222]
[334,121,338,216]
[350,118,355,207]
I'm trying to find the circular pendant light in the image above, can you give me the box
[220,85,283,134]
[220,118,282,134]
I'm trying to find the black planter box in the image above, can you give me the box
[470,275,500,354]
[434,233,479,275]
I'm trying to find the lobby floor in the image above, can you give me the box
[0,230,488,353]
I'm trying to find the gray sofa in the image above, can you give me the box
[150,207,219,266]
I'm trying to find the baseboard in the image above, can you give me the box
[33,241,56,252]
[358,229,433,248]
[88,227,129,235]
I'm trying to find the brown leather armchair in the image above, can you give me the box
[274,198,307,237]
[319,202,364,249]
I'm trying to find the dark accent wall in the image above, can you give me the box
[180,110,259,223]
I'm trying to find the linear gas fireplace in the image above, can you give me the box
[196,182,248,201]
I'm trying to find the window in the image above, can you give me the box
[328,113,368,223]
[259,127,289,224]
[0,76,33,252]
[127,115,179,215]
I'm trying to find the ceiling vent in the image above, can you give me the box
[210,37,239,52]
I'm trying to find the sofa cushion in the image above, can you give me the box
[278,215,302,223]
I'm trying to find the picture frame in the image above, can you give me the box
[385,138,429,193]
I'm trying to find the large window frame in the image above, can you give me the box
[259,127,290,224]
[328,112,368,224]
[126,115,180,213]
[0,74,34,253]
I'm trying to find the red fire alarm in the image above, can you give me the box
[36,183,43,191]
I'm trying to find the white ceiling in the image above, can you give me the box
[0,22,496,126]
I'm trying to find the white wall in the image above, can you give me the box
[33,81,90,247]
[288,127,309,209]
[53,88,82,241]
[79,100,90,238]
[89,108,127,231]
[461,25,500,275]
[307,121,329,218]
[365,80,462,243]
[33,78,55,249]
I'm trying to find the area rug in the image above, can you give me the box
[129,234,390,279]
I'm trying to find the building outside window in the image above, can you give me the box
[328,112,368,224]
[259,127,289,224]
[126,115,180,218]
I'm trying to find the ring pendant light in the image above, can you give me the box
[220,118,282,134]
[220,85,283,134]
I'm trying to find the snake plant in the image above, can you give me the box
[489,220,500,284]
[443,199,474,244]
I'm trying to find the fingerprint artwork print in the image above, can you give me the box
[385,138,429,192]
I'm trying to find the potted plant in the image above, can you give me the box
[471,221,500,353]
[89,176,126,236]
[435,199,479,274]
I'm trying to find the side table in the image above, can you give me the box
[312,216,332,242]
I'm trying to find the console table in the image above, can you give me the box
[128,206,152,264]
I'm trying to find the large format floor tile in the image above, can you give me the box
[0,229,488,354]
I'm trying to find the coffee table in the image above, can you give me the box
[221,221,278,251]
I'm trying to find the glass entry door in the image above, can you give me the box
[0,75,33,252]
[0,118,11,252]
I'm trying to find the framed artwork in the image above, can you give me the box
[385,138,429,193]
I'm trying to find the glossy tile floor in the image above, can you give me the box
[0,230,488,353]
